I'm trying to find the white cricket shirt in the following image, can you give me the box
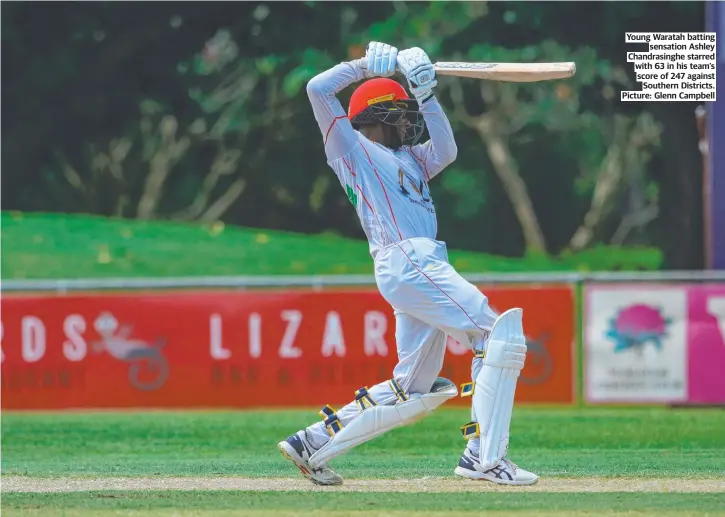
[307,61,458,258]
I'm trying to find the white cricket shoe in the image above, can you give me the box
[278,431,343,486]
[454,447,539,485]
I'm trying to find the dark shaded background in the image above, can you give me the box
[1,1,707,268]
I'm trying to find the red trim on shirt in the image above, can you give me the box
[341,157,357,177]
[357,185,375,213]
[324,115,348,146]
[360,141,404,241]
[341,156,390,244]
[408,147,430,182]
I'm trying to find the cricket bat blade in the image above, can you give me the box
[433,62,576,82]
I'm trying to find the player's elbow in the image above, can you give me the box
[307,77,322,99]
[440,142,458,167]
[449,142,458,163]
[306,75,326,100]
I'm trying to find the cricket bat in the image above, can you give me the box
[353,58,575,83]
[432,62,576,83]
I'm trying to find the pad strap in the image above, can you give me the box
[354,387,377,411]
[460,421,480,439]
[460,382,475,397]
[319,405,343,437]
[388,378,408,402]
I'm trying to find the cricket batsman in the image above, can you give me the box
[278,41,538,486]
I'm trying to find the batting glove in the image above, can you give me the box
[363,41,398,78]
[397,47,437,104]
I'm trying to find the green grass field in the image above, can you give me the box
[1,212,662,279]
[2,408,724,516]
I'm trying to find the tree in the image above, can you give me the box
[1,1,705,267]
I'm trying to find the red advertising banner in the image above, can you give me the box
[1,286,575,409]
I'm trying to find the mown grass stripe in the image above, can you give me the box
[3,491,724,512]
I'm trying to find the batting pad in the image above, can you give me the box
[472,308,527,470]
[308,377,458,468]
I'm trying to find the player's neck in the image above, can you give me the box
[360,125,385,145]
[360,125,402,150]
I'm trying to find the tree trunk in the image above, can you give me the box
[475,120,547,253]
[136,116,189,220]
[568,143,623,251]
[200,179,246,222]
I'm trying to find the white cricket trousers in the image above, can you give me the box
[304,237,498,450]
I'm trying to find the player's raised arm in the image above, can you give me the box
[307,42,399,163]
[397,48,458,180]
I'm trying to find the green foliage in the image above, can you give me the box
[439,168,487,220]
[365,1,488,51]
[558,244,664,271]
[283,49,336,97]
[1,212,662,279]
[0,2,706,267]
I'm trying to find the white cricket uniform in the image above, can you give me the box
[303,61,498,449]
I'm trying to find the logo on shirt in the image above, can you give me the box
[424,262,441,272]
[398,169,430,202]
[345,184,358,207]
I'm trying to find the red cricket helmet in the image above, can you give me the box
[347,78,425,146]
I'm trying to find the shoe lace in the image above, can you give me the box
[503,458,518,473]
